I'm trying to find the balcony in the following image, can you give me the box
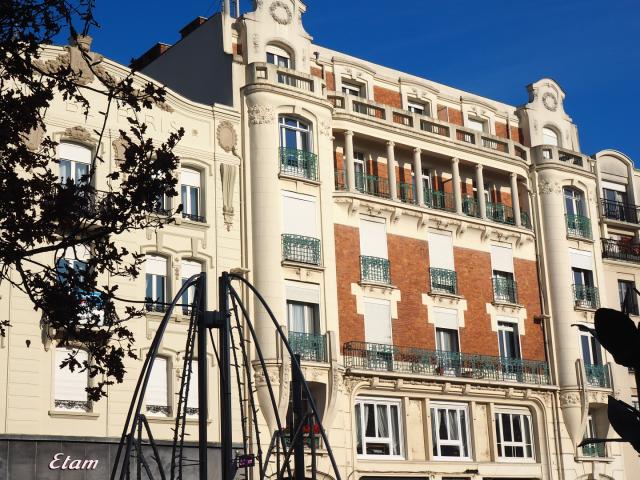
[581,443,606,458]
[462,196,480,217]
[398,182,417,204]
[521,211,532,229]
[288,331,327,362]
[493,277,518,304]
[486,202,515,226]
[601,199,639,224]
[360,255,391,285]
[282,234,321,265]
[584,363,611,389]
[279,147,318,181]
[573,284,600,310]
[602,238,640,263]
[355,172,390,199]
[247,63,325,99]
[424,188,455,212]
[531,145,592,174]
[566,214,592,239]
[343,341,551,385]
[430,268,458,295]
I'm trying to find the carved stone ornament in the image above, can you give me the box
[252,34,260,53]
[63,125,95,144]
[22,125,46,151]
[220,163,237,231]
[254,0,264,9]
[560,391,581,407]
[112,136,129,163]
[248,104,275,125]
[542,92,558,112]
[217,121,238,153]
[319,120,332,137]
[538,179,562,195]
[34,35,106,87]
[269,1,293,25]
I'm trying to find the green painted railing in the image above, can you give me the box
[282,234,321,265]
[521,211,532,229]
[355,172,390,199]
[486,202,515,225]
[360,255,391,284]
[397,182,416,204]
[462,196,480,217]
[334,170,347,191]
[424,188,455,212]
[430,268,458,295]
[584,363,611,388]
[279,147,318,181]
[581,443,606,458]
[289,331,327,362]
[343,341,551,385]
[566,214,592,239]
[493,276,518,304]
[573,284,600,310]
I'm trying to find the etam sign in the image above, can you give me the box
[49,452,99,470]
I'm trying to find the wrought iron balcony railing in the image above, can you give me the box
[145,301,169,313]
[602,238,640,263]
[584,363,611,389]
[601,199,639,224]
[573,284,600,310]
[493,277,518,304]
[282,234,321,265]
[581,443,606,458]
[424,188,455,212]
[486,202,515,225]
[355,172,390,199]
[279,147,319,181]
[182,212,206,223]
[288,331,327,362]
[566,214,592,239]
[462,196,480,217]
[343,341,551,385]
[334,170,347,191]
[360,255,391,284]
[430,268,458,295]
[397,182,416,204]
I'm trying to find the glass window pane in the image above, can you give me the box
[438,408,448,440]
[376,404,389,437]
[365,403,375,437]
[75,162,89,183]
[181,185,188,212]
[390,405,400,455]
[460,410,468,457]
[190,187,199,216]
[156,276,165,303]
[448,409,459,440]
[430,408,438,457]
[503,413,513,441]
[59,160,71,183]
[513,415,523,442]
[355,404,362,455]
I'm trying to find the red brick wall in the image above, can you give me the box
[334,150,344,171]
[310,66,322,78]
[335,224,364,346]
[497,189,513,207]
[514,259,545,361]
[232,43,243,56]
[511,127,525,145]
[374,86,402,109]
[495,121,509,139]
[436,105,463,126]
[326,72,336,92]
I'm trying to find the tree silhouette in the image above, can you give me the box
[0,1,184,400]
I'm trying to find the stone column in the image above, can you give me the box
[345,130,356,192]
[452,157,462,214]
[511,172,522,227]
[413,148,424,206]
[476,164,487,219]
[387,141,398,201]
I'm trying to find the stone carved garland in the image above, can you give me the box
[269,1,293,25]
[542,92,558,112]
[538,179,563,195]
[112,136,129,163]
[216,121,238,153]
[63,125,95,144]
[559,391,581,407]
[248,104,275,125]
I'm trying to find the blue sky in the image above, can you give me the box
[86,0,640,161]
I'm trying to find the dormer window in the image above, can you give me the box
[543,127,559,147]
[266,45,291,68]
[466,116,486,133]
[342,80,363,98]
[407,100,429,116]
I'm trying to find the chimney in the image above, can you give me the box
[130,43,171,71]
[179,16,208,39]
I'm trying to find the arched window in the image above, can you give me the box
[145,255,168,312]
[563,187,586,217]
[542,127,559,147]
[181,168,204,222]
[266,44,292,68]
[279,116,316,179]
[180,259,202,315]
[147,356,171,416]
[59,142,92,185]
[54,347,90,412]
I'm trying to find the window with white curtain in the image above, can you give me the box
[59,142,91,185]
[355,397,403,458]
[542,127,559,146]
[495,409,534,460]
[54,347,90,412]
[181,260,202,315]
[146,357,170,416]
[186,361,199,417]
[430,402,471,459]
[181,168,203,221]
[145,255,167,312]
[286,281,320,334]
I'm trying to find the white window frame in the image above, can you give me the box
[181,168,202,219]
[466,116,486,133]
[542,127,559,147]
[279,116,312,152]
[342,80,363,97]
[146,356,171,416]
[430,402,471,460]
[563,187,586,217]
[180,260,202,315]
[494,408,535,462]
[497,319,521,360]
[355,397,404,459]
[59,142,92,185]
[266,45,291,68]
[407,99,429,116]
[145,255,168,309]
[53,347,91,412]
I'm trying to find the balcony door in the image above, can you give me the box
[354,152,366,192]
[603,183,630,221]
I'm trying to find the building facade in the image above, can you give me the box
[1,1,638,479]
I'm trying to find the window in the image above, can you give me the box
[280,116,311,152]
[495,410,534,460]
[354,151,366,192]
[147,357,170,416]
[428,231,456,294]
[54,347,90,412]
[59,142,91,186]
[581,333,603,367]
[602,182,631,221]
[542,127,559,147]
[186,361,198,416]
[56,245,89,286]
[582,414,605,457]
[572,267,594,288]
[342,80,363,97]
[282,192,319,264]
[436,328,459,353]
[618,280,639,315]
[355,398,402,457]
[498,321,521,359]
[286,281,324,361]
[407,100,429,116]
[563,187,586,217]
[363,298,392,345]
[466,117,486,133]
[493,270,516,303]
[359,217,390,284]
[430,402,471,459]
[181,168,203,222]
[266,45,291,68]
[287,301,319,334]
[180,260,202,315]
[145,255,167,312]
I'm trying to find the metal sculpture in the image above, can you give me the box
[110,272,341,480]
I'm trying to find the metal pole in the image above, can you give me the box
[220,272,233,480]
[292,354,305,480]
[198,274,209,480]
